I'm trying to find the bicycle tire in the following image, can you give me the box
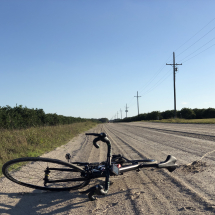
[2,157,90,191]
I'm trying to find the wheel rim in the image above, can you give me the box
[4,158,88,190]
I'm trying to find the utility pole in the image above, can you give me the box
[120,109,122,119]
[134,91,141,116]
[125,104,129,118]
[117,111,118,119]
[166,52,182,118]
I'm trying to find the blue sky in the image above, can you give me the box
[0,0,215,120]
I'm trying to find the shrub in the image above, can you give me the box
[202,108,215,118]
[0,105,93,129]
[146,111,162,120]
[193,108,205,119]
[162,110,175,119]
[180,108,196,119]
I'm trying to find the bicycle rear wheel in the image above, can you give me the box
[2,157,90,191]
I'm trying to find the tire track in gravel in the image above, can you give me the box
[127,122,215,136]
[104,125,154,160]
[104,126,179,214]
[121,123,215,142]
[102,125,155,214]
[81,125,148,215]
[104,125,183,214]
[104,125,166,214]
[104,124,215,214]
[108,124,215,164]
[110,124,215,208]
[67,125,103,164]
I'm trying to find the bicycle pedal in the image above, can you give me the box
[65,153,71,162]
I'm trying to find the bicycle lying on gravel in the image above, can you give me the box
[2,133,178,201]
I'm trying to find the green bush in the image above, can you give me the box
[114,107,215,123]
[0,105,95,129]
[146,111,162,120]
[179,108,196,119]
[203,108,215,118]
[161,110,175,119]
[193,108,205,119]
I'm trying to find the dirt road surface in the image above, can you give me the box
[1,122,215,214]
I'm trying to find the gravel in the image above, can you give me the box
[1,122,215,214]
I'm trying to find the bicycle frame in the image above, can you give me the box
[81,133,178,200]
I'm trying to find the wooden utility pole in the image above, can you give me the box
[125,104,129,118]
[166,52,182,118]
[134,91,141,116]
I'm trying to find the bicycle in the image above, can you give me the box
[2,133,178,201]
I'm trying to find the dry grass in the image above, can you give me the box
[0,121,97,175]
[148,118,215,124]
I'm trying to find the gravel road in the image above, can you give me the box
[1,122,215,215]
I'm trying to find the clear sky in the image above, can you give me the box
[0,0,215,120]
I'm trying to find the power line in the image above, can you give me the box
[140,68,172,96]
[126,68,172,111]
[182,43,215,63]
[175,17,215,52]
[178,37,215,62]
[177,26,215,58]
[138,54,172,94]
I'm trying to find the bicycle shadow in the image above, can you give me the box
[0,189,89,215]
[0,179,130,215]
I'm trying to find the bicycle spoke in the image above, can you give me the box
[3,157,87,190]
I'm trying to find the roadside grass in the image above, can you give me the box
[147,118,215,124]
[0,121,97,175]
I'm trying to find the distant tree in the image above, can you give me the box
[161,110,175,119]
[99,118,109,123]
[193,108,205,119]
[180,108,196,119]
[0,105,92,129]
[139,113,147,121]
[202,108,215,118]
[146,111,162,120]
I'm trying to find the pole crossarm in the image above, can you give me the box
[166,63,182,66]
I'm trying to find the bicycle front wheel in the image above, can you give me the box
[2,157,90,191]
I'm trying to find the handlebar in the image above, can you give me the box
[85,133,111,151]
[85,132,112,194]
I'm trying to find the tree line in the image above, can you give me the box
[113,107,215,122]
[0,105,104,129]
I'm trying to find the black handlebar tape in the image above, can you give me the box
[93,137,100,149]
